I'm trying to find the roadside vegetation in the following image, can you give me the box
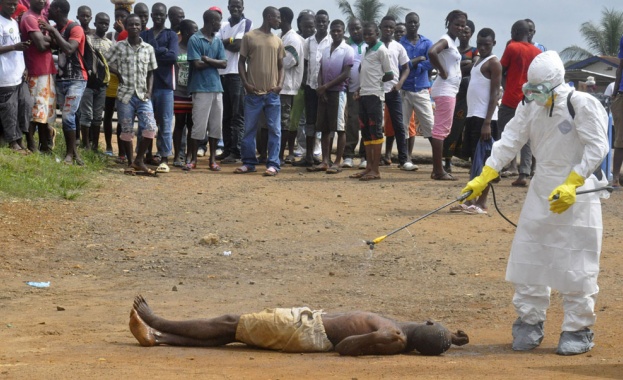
[0,131,111,200]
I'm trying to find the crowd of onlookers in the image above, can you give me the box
[1,0,620,198]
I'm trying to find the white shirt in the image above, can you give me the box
[359,41,392,100]
[466,55,498,120]
[217,17,252,75]
[304,33,331,89]
[382,40,409,93]
[280,29,305,95]
[430,34,461,97]
[0,15,25,87]
[604,82,615,97]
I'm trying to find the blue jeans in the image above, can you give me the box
[241,92,281,170]
[151,88,174,157]
[56,80,87,131]
[221,74,245,157]
[116,95,157,142]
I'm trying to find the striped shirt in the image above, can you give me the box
[105,38,157,103]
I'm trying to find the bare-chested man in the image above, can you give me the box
[129,296,469,356]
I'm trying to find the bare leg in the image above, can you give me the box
[612,148,623,186]
[132,296,239,343]
[208,137,219,167]
[333,131,345,167]
[407,136,414,161]
[431,138,445,177]
[474,186,491,210]
[384,136,394,163]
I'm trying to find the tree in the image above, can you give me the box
[560,7,623,62]
[335,0,408,24]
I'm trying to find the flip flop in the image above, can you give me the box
[263,166,278,176]
[234,165,256,174]
[183,162,196,171]
[463,205,488,215]
[209,163,222,171]
[156,163,170,173]
[359,174,381,181]
[307,165,328,172]
[432,172,457,181]
[449,204,468,213]
[326,166,342,174]
[349,172,367,179]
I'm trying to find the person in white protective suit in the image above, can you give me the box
[461,51,609,356]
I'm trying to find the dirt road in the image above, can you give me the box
[1,159,622,379]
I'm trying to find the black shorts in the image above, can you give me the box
[359,95,384,143]
[304,85,319,126]
[462,116,499,159]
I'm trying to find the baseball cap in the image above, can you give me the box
[209,6,222,15]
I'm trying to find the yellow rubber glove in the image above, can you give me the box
[548,171,585,214]
[461,165,499,202]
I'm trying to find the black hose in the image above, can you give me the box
[489,184,517,228]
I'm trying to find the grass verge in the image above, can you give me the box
[0,130,111,200]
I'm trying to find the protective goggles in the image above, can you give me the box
[522,82,554,103]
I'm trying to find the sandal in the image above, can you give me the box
[263,166,278,176]
[449,204,468,213]
[359,174,381,181]
[173,160,184,167]
[380,156,392,166]
[431,172,457,181]
[326,165,342,174]
[234,165,256,174]
[209,163,222,172]
[183,162,196,171]
[115,156,127,165]
[349,171,367,179]
[463,205,488,215]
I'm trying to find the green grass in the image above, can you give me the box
[0,130,112,200]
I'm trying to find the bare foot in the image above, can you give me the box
[129,308,157,347]
[132,160,150,173]
[133,295,157,325]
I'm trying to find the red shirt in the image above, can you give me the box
[500,41,542,108]
[116,29,128,41]
[19,9,56,75]
[58,20,87,80]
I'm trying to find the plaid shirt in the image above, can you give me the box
[105,38,157,103]
[88,34,113,56]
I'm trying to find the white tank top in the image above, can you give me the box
[430,34,461,97]
[466,55,498,120]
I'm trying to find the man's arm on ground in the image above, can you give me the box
[334,327,407,356]
[451,330,469,346]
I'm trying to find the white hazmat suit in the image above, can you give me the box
[467,51,609,354]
